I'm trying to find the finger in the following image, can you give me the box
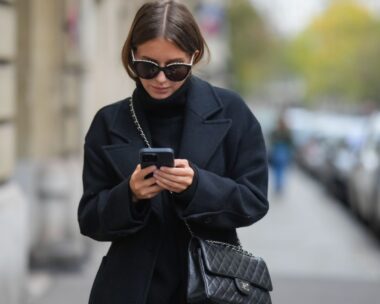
[140,165,157,175]
[141,176,159,187]
[155,179,176,192]
[154,170,188,183]
[131,164,140,178]
[160,159,188,171]
[138,166,157,179]
[159,169,194,183]
[159,166,191,176]
[156,179,184,193]
[146,184,164,195]
[142,185,163,198]
[155,177,184,192]
[132,176,157,195]
[174,159,189,168]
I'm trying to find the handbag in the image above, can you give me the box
[128,96,273,303]
[185,221,273,304]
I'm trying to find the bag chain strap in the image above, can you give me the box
[128,96,151,148]
[128,96,245,251]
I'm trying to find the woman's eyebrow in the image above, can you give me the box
[141,56,185,64]
[166,58,185,64]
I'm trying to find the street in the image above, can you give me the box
[27,166,380,304]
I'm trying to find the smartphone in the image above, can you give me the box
[139,147,175,170]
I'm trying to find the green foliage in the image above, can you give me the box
[227,0,277,94]
[289,0,380,104]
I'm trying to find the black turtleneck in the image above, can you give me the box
[132,77,193,304]
[133,78,191,156]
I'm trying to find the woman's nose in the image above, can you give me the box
[155,70,167,82]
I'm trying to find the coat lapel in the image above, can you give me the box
[102,98,152,179]
[108,96,153,147]
[178,77,231,168]
[101,98,164,220]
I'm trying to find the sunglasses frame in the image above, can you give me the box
[131,50,195,82]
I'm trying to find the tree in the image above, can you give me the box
[227,0,277,94]
[289,0,380,104]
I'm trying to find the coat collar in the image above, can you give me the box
[177,77,231,167]
[186,76,224,119]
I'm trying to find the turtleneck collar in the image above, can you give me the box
[133,76,191,115]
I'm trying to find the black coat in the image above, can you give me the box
[78,76,269,304]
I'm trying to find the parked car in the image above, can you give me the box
[321,116,366,203]
[284,107,315,150]
[374,174,380,235]
[292,111,365,187]
[285,108,330,177]
[297,134,331,178]
[348,113,380,233]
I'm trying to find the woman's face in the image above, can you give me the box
[134,38,193,100]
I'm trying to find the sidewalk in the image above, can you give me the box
[27,242,109,304]
[239,166,380,280]
[239,166,380,304]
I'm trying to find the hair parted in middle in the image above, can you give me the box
[121,0,210,81]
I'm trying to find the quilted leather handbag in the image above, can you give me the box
[186,225,273,304]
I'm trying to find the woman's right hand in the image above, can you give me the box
[129,165,163,202]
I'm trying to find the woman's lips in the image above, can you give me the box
[152,86,169,92]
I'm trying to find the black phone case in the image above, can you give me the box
[139,147,175,169]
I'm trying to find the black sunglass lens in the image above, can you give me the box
[164,65,191,81]
[134,62,159,79]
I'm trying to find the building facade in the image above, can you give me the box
[0,1,28,303]
[0,0,140,303]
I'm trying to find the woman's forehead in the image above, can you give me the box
[136,38,188,61]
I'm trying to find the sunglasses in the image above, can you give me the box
[131,50,195,82]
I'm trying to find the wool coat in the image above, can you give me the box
[78,76,269,304]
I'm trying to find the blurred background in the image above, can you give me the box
[1,0,380,303]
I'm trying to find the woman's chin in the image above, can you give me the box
[148,90,172,100]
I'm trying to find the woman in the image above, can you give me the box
[269,114,293,195]
[78,1,269,303]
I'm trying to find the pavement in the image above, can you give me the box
[239,166,380,303]
[27,166,380,304]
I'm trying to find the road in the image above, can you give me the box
[27,166,380,304]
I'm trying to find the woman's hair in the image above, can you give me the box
[121,0,209,81]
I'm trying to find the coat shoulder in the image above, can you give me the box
[192,77,245,109]
[212,85,261,129]
[84,98,128,145]
[213,86,245,108]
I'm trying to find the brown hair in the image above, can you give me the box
[121,0,209,81]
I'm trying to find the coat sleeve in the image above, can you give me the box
[176,113,269,230]
[77,111,151,242]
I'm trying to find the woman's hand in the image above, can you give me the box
[129,165,163,201]
[153,159,194,193]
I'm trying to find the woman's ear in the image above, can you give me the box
[193,50,200,63]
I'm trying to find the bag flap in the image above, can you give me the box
[199,240,273,292]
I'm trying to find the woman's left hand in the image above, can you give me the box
[153,159,194,193]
